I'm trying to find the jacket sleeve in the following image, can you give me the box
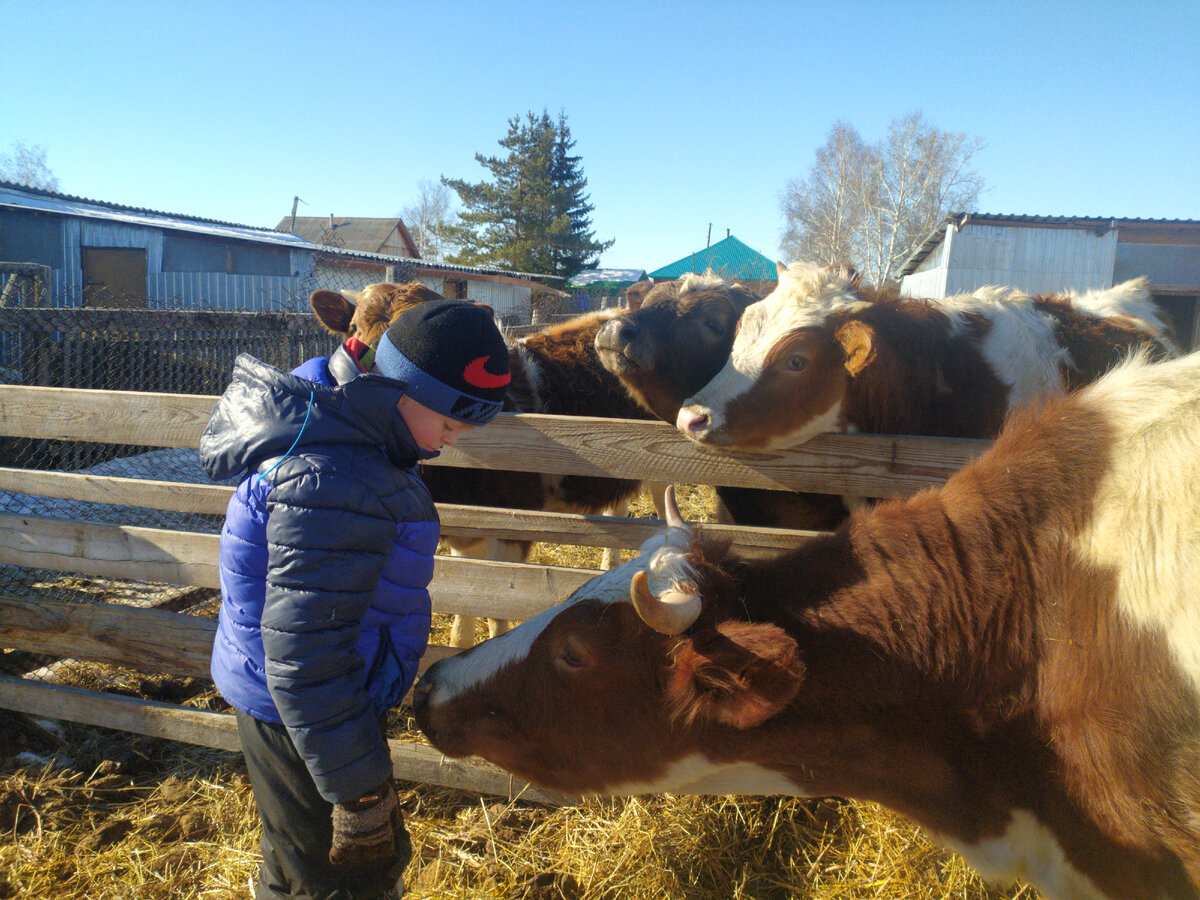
[258,457,396,804]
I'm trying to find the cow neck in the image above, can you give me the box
[696,392,1119,808]
[832,303,1009,440]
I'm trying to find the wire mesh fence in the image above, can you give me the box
[0,274,345,684]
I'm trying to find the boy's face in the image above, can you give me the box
[397,396,476,452]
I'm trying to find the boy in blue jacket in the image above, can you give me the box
[200,300,510,900]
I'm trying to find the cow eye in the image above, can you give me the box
[703,319,724,337]
[787,354,808,372]
[557,647,586,669]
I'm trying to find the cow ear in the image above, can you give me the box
[310,290,356,336]
[836,320,876,376]
[669,621,805,730]
[776,260,788,276]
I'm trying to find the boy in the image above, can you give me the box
[199,300,510,900]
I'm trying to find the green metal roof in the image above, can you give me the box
[647,235,778,281]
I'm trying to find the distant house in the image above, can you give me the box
[648,235,778,283]
[899,213,1200,350]
[277,212,549,318]
[0,181,547,318]
[277,215,421,259]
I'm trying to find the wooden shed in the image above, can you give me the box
[899,213,1200,349]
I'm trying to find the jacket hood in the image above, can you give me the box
[200,353,420,482]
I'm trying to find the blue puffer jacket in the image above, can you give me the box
[199,346,439,804]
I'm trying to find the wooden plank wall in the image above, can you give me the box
[0,385,989,804]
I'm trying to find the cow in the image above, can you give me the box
[676,262,1177,453]
[622,279,654,312]
[594,270,848,530]
[415,350,1200,900]
[310,280,452,342]
[311,282,657,647]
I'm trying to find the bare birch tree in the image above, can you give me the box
[780,121,867,267]
[401,179,458,262]
[0,140,59,191]
[779,113,985,285]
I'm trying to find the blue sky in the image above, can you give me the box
[2,0,1197,271]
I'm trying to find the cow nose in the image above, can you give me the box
[677,404,711,438]
[596,317,637,351]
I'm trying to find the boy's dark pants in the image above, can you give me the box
[237,711,411,900]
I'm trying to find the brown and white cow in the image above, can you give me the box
[595,270,854,531]
[311,282,657,647]
[676,262,1177,451]
[415,350,1200,900]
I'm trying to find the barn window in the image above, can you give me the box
[162,232,290,276]
[0,209,64,268]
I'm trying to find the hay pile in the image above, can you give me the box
[0,485,1037,899]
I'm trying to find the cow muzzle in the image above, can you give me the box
[676,402,727,444]
[594,318,653,372]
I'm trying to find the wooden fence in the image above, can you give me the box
[0,384,988,804]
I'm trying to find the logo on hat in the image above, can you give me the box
[463,355,510,389]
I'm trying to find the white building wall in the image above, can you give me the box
[944,224,1116,294]
[465,280,529,316]
[900,227,954,297]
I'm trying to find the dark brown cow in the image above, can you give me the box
[415,351,1200,900]
[677,262,1177,451]
[595,272,763,423]
[311,283,656,647]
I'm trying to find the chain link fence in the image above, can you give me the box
[0,269,347,686]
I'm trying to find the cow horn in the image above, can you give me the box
[663,484,685,529]
[339,288,362,303]
[631,569,701,635]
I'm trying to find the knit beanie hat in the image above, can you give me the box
[374,299,510,425]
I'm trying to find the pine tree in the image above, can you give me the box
[441,111,613,278]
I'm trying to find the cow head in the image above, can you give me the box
[311,281,497,348]
[675,262,876,449]
[593,273,763,422]
[310,281,449,346]
[413,487,805,795]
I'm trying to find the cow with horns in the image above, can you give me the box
[416,350,1200,900]
[676,262,1177,454]
[311,281,658,647]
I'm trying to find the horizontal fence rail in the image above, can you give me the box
[0,386,989,495]
[0,384,991,803]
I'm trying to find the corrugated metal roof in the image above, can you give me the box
[0,180,557,280]
[566,268,646,286]
[900,213,1200,276]
[648,235,778,281]
[0,180,310,249]
[313,244,562,281]
[278,215,415,255]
